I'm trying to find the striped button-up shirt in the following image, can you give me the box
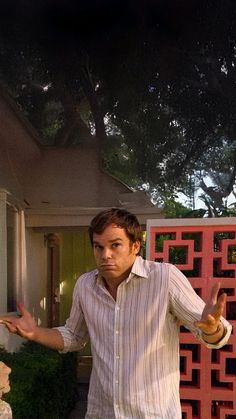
[57,256,232,419]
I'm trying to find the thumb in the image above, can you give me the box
[16,302,28,316]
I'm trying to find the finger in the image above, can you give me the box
[217,291,226,306]
[209,291,226,317]
[15,325,27,338]
[209,282,221,304]
[15,325,33,340]
[3,322,18,333]
[0,316,16,323]
[214,292,226,318]
[16,302,27,316]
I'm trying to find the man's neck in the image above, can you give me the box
[103,267,132,301]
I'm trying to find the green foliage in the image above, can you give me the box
[0,1,235,202]
[198,193,236,217]
[162,197,206,219]
[0,341,78,419]
[102,135,143,188]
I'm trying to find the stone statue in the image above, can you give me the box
[0,362,12,418]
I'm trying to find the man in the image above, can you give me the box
[1,208,232,418]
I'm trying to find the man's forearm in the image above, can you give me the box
[32,327,64,351]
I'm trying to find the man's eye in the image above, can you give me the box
[94,245,102,250]
[112,243,120,248]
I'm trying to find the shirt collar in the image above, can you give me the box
[95,256,149,285]
[95,270,103,286]
[128,255,150,281]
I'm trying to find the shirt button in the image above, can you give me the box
[116,355,120,359]
[115,330,119,334]
[116,306,120,310]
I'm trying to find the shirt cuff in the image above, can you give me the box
[53,326,88,353]
[199,319,232,349]
[53,326,72,353]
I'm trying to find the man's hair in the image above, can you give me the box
[88,208,143,246]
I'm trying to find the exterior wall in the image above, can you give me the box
[0,191,7,313]
[0,147,24,202]
[147,218,236,419]
[25,229,48,327]
[58,231,95,324]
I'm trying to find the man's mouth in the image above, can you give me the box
[100,264,116,268]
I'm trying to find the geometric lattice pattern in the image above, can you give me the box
[147,220,236,419]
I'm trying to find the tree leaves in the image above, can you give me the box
[0,0,236,210]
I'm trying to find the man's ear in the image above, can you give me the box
[133,240,141,255]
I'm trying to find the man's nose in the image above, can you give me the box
[102,247,112,259]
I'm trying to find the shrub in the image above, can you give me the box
[0,341,78,419]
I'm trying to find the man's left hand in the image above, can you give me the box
[194,282,226,335]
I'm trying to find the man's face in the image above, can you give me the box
[93,224,140,284]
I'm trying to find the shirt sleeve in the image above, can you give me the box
[168,264,232,349]
[54,277,90,353]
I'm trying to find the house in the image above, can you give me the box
[0,87,163,351]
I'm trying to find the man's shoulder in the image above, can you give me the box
[140,256,171,269]
[79,268,98,281]
[135,256,171,277]
[74,268,98,289]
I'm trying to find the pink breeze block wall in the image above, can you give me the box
[147,220,236,419]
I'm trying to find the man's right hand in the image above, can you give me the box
[0,302,38,341]
[0,302,65,350]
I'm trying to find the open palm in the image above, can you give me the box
[0,303,37,340]
[195,282,226,334]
